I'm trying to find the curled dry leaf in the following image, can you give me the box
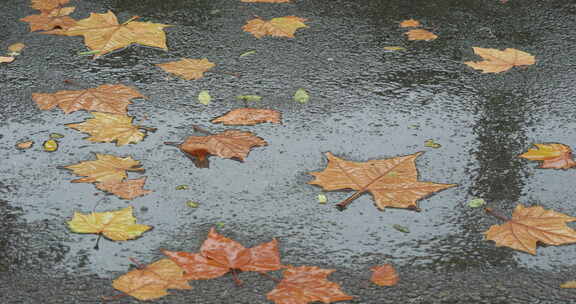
[66,112,150,146]
[267,266,353,304]
[162,227,283,281]
[96,177,152,200]
[32,84,144,114]
[484,205,576,255]
[309,152,456,211]
[405,29,437,41]
[65,11,170,58]
[166,129,267,168]
[156,58,215,80]
[243,16,307,38]
[370,264,399,286]
[211,108,282,126]
[519,143,576,169]
[464,47,535,73]
[67,206,151,241]
[21,7,76,33]
[63,153,144,184]
[112,259,191,301]
[399,19,421,28]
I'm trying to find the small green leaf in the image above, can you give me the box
[175,185,189,190]
[424,139,441,148]
[240,50,256,57]
[393,224,410,233]
[215,222,225,228]
[78,50,101,56]
[467,198,486,208]
[49,133,65,139]
[186,200,199,208]
[317,194,327,204]
[386,171,398,177]
[293,88,309,104]
[198,90,211,105]
[237,95,262,102]
[43,139,58,152]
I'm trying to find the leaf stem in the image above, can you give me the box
[335,191,365,211]
[137,126,157,132]
[129,258,145,269]
[192,125,212,135]
[164,141,180,147]
[122,16,140,25]
[230,269,243,286]
[101,293,126,301]
[484,207,510,222]
[94,234,102,250]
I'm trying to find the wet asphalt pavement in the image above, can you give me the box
[3,0,576,303]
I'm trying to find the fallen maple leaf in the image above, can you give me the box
[67,206,151,241]
[370,264,399,286]
[519,143,576,169]
[112,259,191,301]
[243,16,308,38]
[399,19,420,28]
[267,266,353,304]
[8,43,26,54]
[484,205,576,255]
[64,11,170,58]
[63,153,144,183]
[96,177,152,200]
[32,84,144,114]
[464,47,535,73]
[561,281,576,288]
[21,7,76,34]
[66,112,154,146]
[309,152,456,211]
[165,127,267,168]
[31,0,69,11]
[162,227,283,282]
[405,29,437,41]
[156,58,215,80]
[211,108,282,126]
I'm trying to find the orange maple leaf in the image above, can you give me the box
[31,0,69,12]
[162,228,283,282]
[485,205,576,255]
[211,108,282,126]
[65,11,170,58]
[112,259,191,301]
[464,47,535,73]
[267,266,353,304]
[519,143,576,169]
[21,7,76,34]
[309,152,456,211]
[370,264,399,286]
[405,29,437,41]
[156,58,215,80]
[243,16,307,38]
[96,177,152,200]
[165,127,267,168]
[32,84,144,114]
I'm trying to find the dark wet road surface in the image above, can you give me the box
[2,0,576,303]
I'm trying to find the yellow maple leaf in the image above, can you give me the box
[63,153,144,184]
[64,11,170,58]
[66,112,152,146]
[243,16,307,38]
[404,29,437,41]
[519,143,576,169]
[156,58,215,80]
[67,206,151,241]
[464,47,535,73]
[112,259,191,301]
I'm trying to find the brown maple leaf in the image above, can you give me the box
[405,29,437,41]
[96,177,152,200]
[211,108,282,126]
[156,58,215,80]
[399,19,421,28]
[64,11,170,58]
[63,153,145,184]
[519,143,576,169]
[370,264,399,287]
[31,0,70,12]
[21,7,76,34]
[66,112,154,146]
[111,258,192,301]
[464,47,535,73]
[162,228,283,283]
[267,266,353,304]
[243,16,308,38]
[485,205,576,255]
[32,84,144,114]
[308,152,456,211]
[165,127,267,168]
